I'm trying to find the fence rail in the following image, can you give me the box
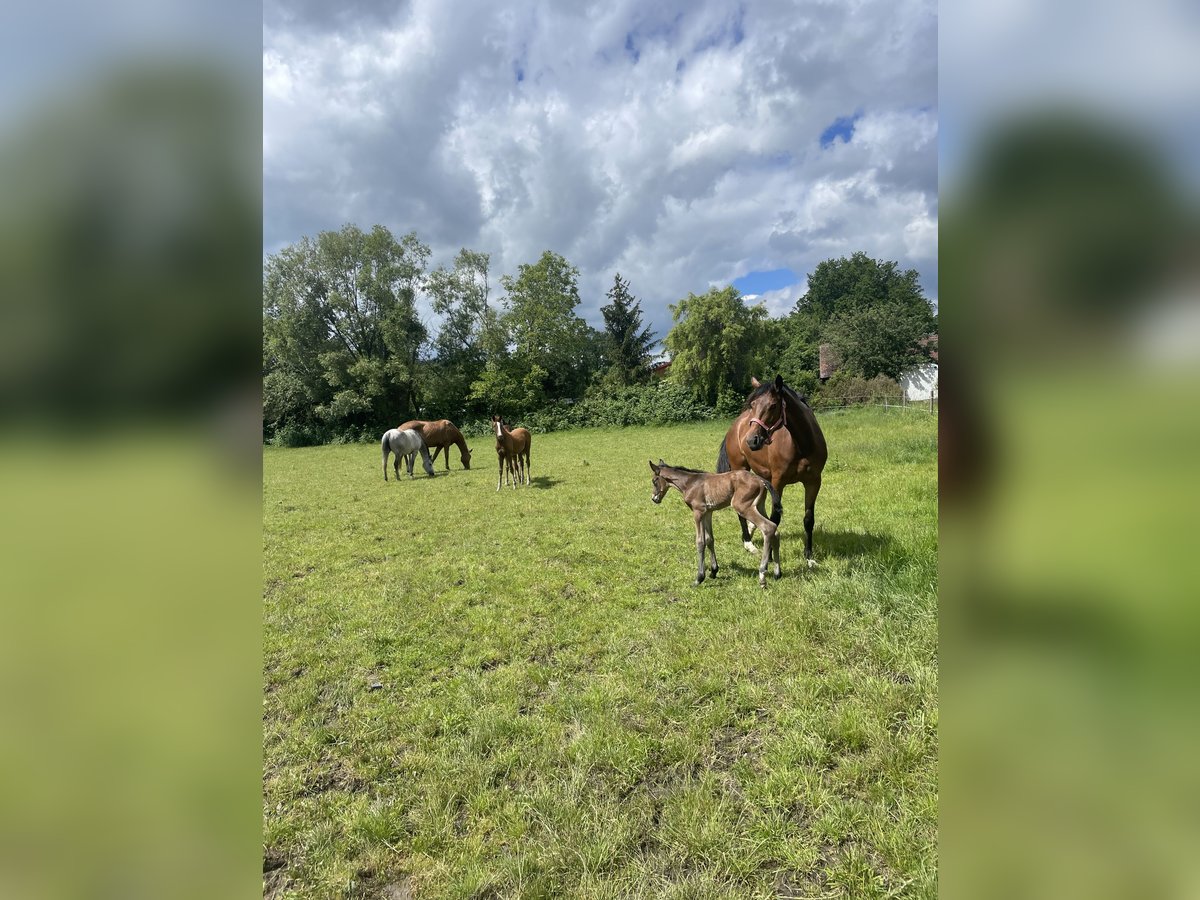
[811,392,938,413]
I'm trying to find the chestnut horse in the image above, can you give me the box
[649,459,781,588]
[491,415,531,490]
[716,375,827,570]
[396,419,472,471]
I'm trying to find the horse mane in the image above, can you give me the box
[744,379,809,409]
[664,463,707,474]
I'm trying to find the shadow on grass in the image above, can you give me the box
[815,528,892,561]
[528,476,562,490]
[717,527,893,576]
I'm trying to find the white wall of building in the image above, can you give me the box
[901,363,938,401]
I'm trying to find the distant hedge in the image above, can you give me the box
[267,375,905,446]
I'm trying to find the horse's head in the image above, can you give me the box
[745,375,787,452]
[490,414,503,440]
[649,458,670,504]
[461,446,473,469]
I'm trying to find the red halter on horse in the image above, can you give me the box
[717,375,828,571]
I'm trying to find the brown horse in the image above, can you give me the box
[649,459,781,587]
[396,419,472,471]
[491,415,532,490]
[717,375,827,570]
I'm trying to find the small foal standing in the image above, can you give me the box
[649,459,782,588]
[491,415,532,490]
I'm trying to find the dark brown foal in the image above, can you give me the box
[649,459,782,588]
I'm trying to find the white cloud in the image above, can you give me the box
[264,0,938,337]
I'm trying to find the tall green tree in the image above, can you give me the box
[599,273,657,387]
[778,251,935,382]
[423,248,497,418]
[262,224,430,440]
[471,250,599,414]
[663,286,774,406]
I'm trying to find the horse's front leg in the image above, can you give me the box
[803,478,821,569]
[693,510,707,586]
[496,454,504,491]
[740,512,757,554]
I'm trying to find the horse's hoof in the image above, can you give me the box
[807,558,817,569]
[694,577,704,586]
[774,569,782,580]
[743,541,757,554]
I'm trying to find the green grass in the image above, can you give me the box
[263,407,938,899]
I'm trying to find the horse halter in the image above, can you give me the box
[749,397,787,445]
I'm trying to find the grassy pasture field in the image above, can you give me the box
[263,407,938,899]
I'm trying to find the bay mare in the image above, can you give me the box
[717,375,827,569]
[649,459,781,587]
[381,427,435,481]
[397,419,472,471]
[491,415,531,490]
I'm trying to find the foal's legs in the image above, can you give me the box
[704,512,718,578]
[741,504,777,588]
[496,452,505,491]
[693,509,708,585]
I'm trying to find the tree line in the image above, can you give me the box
[263,224,935,445]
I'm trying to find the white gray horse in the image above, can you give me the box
[381,428,436,481]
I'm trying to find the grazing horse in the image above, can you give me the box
[396,419,472,471]
[716,375,827,570]
[649,459,781,588]
[491,415,531,490]
[381,427,436,481]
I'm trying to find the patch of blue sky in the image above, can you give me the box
[820,112,862,148]
[733,268,799,295]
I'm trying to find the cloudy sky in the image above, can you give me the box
[263,0,937,341]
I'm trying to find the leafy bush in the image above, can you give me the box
[458,382,716,437]
[269,381,722,445]
[812,372,902,408]
[269,422,323,448]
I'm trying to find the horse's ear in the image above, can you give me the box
[773,374,783,392]
[750,376,762,388]
[649,459,658,472]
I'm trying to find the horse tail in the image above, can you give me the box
[762,478,782,525]
[381,431,390,477]
[716,437,730,473]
